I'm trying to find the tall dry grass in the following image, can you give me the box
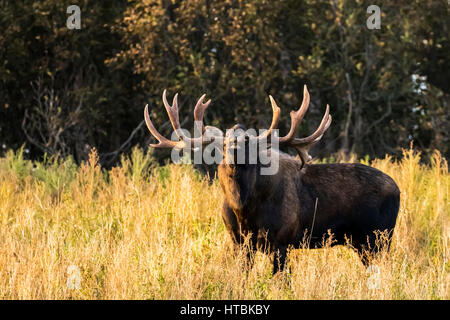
[0,147,448,299]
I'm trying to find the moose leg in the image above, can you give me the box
[244,238,257,271]
[222,202,255,271]
[272,245,287,274]
[222,202,240,245]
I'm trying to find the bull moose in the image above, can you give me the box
[144,86,400,273]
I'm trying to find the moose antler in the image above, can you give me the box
[144,90,214,148]
[254,96,281,141]
[261,85,332,164]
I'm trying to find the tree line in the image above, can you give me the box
[1,0,448,166]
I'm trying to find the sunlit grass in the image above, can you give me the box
[0,146,448,299]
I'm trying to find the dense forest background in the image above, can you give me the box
[0,0,448,166]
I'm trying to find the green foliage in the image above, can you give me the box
[155,166,171,187]
[0,0,448,164]
[32,154,78,195]
[120,146,156,182]
[291,0,449,158]
[0,0,135,162]
[0,147,78,197]
[107,0,450,160]
[0,147,33,180]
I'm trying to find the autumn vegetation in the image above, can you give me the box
[0,147,447,299]
[0,0,448,300]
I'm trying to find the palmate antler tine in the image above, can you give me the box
[144,104,185,148]
[290,105,331,147]
[162,89,184,139]
[279,85,310,143]
[256,95,281,140]
[193,94,211,135]
[271,85,331,165]
[162,90,209,144]
[144,90,215,149]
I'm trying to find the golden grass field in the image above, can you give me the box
[0,147,448,299]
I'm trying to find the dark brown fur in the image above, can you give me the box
[218,151,400,273]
